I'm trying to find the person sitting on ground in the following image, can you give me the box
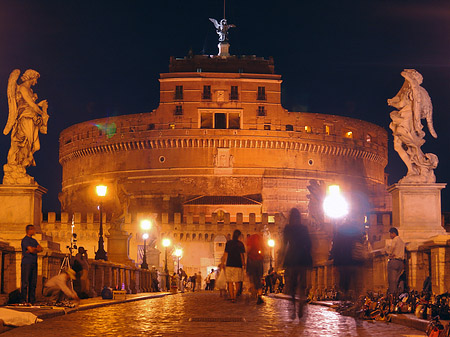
[43,269,79,304]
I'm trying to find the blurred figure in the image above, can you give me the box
[222,229,245,303]
[386,227,405,295]
[282,208,312,319]
[265,267,274,294]
[216,263,227,297]
[330,221,364,301]
[73,247,90,298]
[43,269,79,304]
[208,269,216,290]
[191,273,197,291]
[246,233,265,304]
[197,272,202,290]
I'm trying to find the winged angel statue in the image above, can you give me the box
[209,18,235,42]
[388,69,438,184]
[3,69,49,185]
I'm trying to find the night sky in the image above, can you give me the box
[0,0,449,213]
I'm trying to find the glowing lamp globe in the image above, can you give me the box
[268,239,275,248]
[140,220,152,231]
[96,185,107,197]
[323,185,349,219]
[162,238,171,247]
[142,233,149,240]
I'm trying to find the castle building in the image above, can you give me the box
[55,50,390,274]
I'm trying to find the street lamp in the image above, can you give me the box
[268,239,275,269]
[174,248,182,274]
[323,184,349,236]
[95,185,108,261]
[141,233,149,269]
[162,238,171,291]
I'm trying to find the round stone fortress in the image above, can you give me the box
[58,55,389,225]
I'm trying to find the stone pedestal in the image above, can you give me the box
[106,225,134,266]
[218,42,230,57]
[388,183,447,242]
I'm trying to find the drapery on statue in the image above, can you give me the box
[388,69,438,184]
[3,69,49,185]
[209,18,235,42]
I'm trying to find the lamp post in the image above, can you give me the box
[174,248,182,274]
[95,185,108,261]
[140,219,152,270]
[141,233,149,269]
[162,238,171,291]
[268,239,275,269]
[323,184,349,236]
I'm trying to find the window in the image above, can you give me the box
[304,125,312,133]
[366,134,372,143]
[214,113,226,129]
[344,130,353,138]
[201,112,213,128]
[202,85,211,100]
[228,113,240,129]
[257,106,266,116]
[169,124,175,129]
[230,86,239,100]
[285,124,294,131]
[264,124,271,130]
[257,86,266,100]
[174,105,183,115]
[174,85,183,100]
[324,125,330,135]
[147,123,155,130]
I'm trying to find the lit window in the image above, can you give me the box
[304,126,312,133]
[169,124,175,129]
[324,125,330,135]
[366,134,372,142]
[344,131,353,138]
[268,215,275,223]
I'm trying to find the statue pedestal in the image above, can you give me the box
[218,42,230,57]
[388,183,447,242]
[106,225,134,266]
[0,184,47,236]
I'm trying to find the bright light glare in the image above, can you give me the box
[268,239,275,247]
[323,185,349,219]
[142,233,149,240]
[174,248,183,257]
[96,185,107,197]
[140,220,152,231]
[162,238,171,247]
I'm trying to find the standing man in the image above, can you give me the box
[21,224,43,304]
[209,269,216,290]
[386,227,405,294]
[222,229,245,303]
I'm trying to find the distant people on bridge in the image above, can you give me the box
[265,267,274,294]
[196,272,202,290]
[330,221,365,301]
[282,208,312,319]
[208,269,217,290]
[151,266,159,292]
[246,233,265,304]
[222,229,245,303]
[191,273,197,291]
[21,224,43,304]
[179,268,187,293]
[386,227,405,295]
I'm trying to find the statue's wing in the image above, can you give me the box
[3,69,20,135]
[209,18,220,29]
[419,86,437,138]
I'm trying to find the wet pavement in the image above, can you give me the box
[3,292,426,336]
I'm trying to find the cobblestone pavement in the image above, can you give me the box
[3,292,426,336]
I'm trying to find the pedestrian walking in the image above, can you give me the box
[282,208,312,319]
[191,273,197,291]
[197,271,202,290]
[246,233,265,304]
[222,229,245,303]
[209,269,216,290]
[21,224,43,304]
[330,221,365,302]
[386,227,405,295]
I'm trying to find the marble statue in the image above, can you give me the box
[3,69,49,185]
[209,18,235,42]
[388,69,438,184]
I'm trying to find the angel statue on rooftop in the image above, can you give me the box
[3,69,49,185]
[388,69,438,184]
[209,18,235,42]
